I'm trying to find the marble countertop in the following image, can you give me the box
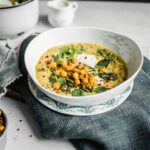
[0,1,150,150]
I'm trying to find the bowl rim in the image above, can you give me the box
[0,109,7,139]
[0,0,34,9]
[25,26,143,100]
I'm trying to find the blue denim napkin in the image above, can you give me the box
[0,36,150,150]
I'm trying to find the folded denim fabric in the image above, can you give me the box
[1,36,150,150]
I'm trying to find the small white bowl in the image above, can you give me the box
[25,27,143,106]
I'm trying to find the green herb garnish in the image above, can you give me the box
[72,89,87,96]
[49,76,57,83]
[92,87,107,93]
[54,46,82,64]
[95,59,111,69]
[57,77,67,85]
[98,73,118,81]
[49,76,67,85]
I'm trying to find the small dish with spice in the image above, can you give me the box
[0,109,7,150]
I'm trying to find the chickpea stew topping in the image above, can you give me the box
[36,43,127,96]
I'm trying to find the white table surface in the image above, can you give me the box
[0,1,150,150]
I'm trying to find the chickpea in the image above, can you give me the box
[79,74,84,79]
[82,78,88,84]
[84,66,89,72]
[80,70,86,75]
[88,73,94,79]
[49,62,57,69]
[90,78,97,87]
[53,82,61,90]
[75,79,80,85]
[69,62,75,68]
[87,83,92,89]
[55,70,61,76]
[60,60,67,67]
[0,126,4,132]
[67,72,72,77]
[77,64,83,69]
[72,72,79,79]
[72,58,78,64]
[55,89,62,94]
[60,70,67,77]
[66,66,73,71]
[73,68,80,73]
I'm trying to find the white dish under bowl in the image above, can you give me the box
[25,26,143,106]
[28,76,134,116]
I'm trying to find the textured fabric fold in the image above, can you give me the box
[13,56,150,150]
[0,45,21,97]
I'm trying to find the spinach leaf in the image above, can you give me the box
[61,47,70,53]
[66,78,74,85]
[97,49,108,57]
[49,76,67,85]
[55,52,64,64]
[97,49,118,60]
[72,89,87,96]
[88,66,96,72]
[54,47,81,64]
[88,66,98,76]
[57,77,67,86]
[83,87,92,93]
[80,84,92,93]
[99,73,118,81]
[49,76,57,83]
[92,87,107,93]
[95,59,111,69]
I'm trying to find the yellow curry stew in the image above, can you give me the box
[36,43,127,96]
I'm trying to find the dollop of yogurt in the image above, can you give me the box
[76,53,97,68]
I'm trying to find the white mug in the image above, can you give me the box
[47,0,78,27]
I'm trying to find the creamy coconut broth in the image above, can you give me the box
[36,43,127,96]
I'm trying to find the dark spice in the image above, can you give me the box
[29,135,32,138]
[45,55,49,58]
[17,128,20,131]
[46,60,52,65]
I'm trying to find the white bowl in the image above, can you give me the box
[25,27,143,105]
[0,0,39,39]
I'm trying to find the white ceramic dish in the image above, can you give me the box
[0,0,39,39]
[25,27,143,106]
[28,76,134,116]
